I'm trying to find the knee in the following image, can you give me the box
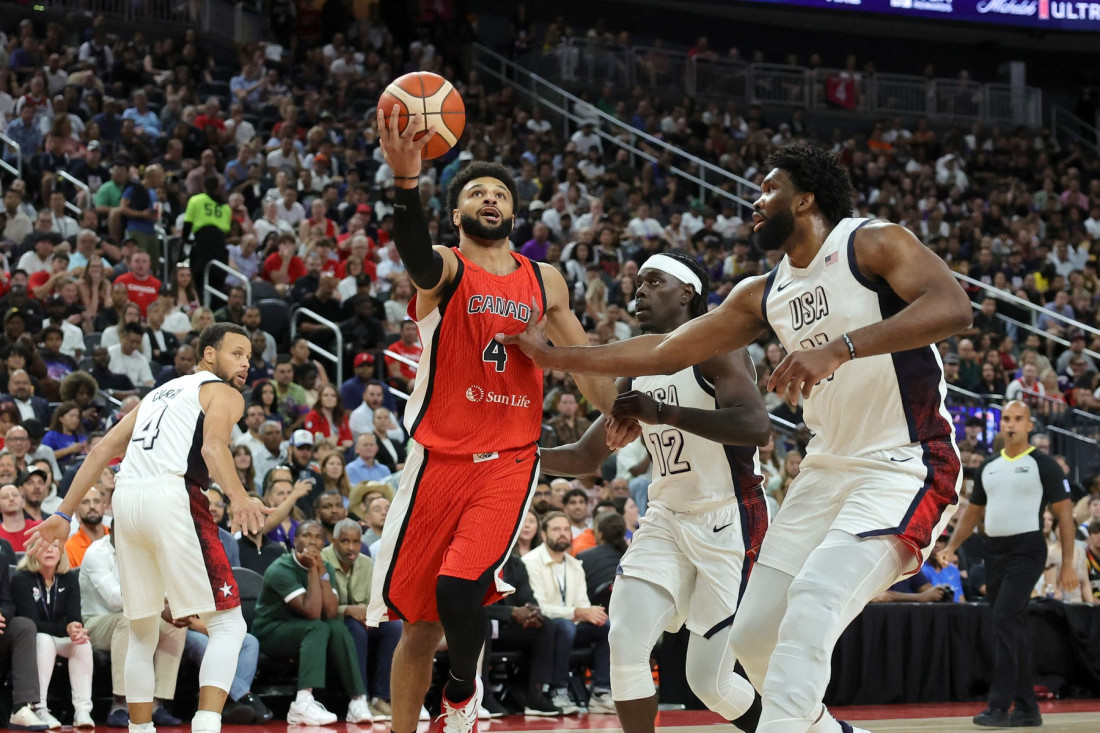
[401,621,443,656]
[730,613,767,662]
[8,615,36,638]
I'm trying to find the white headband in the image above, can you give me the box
[642,254,703,294]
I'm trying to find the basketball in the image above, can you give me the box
[378,71,466,161]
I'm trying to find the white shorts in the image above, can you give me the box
[618,490,769,638]
[112,477,240,620]
[758,440,961,579]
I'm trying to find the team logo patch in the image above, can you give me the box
[466,385,484,403]
[473,452,500,463]
[1015,466,1030,473]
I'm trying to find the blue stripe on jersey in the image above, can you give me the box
[759,266,780,329]
[845,218,878,290]
[691,365,716,398]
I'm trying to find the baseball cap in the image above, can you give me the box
[1070,330,1086,341]
[458,150,474,162]
[87,140,101,151]
[528,200,546,212]
[290,429,314,448]
[314,153,329,165]
[356,203,372,214]
[943,353,960,365]
[18,466,48,484]
[354,352,375,368]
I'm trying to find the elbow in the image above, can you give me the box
[752,420,773,448]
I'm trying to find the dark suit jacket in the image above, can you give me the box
[11,569,83,636]
[485,554,538,623]
[0,393,52,424]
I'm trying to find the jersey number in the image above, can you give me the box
[131,404,168,450]
[203,202,224,218]
[798,333,836,384]
[646,429,691,477]
[483,339,508,373]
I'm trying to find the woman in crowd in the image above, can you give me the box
[12,543,94,729]
[768,449,803,511]
[513,509,542,557]
[77,256,112,323]
[384,276,414,327]
[167,261,201,315]
[756,432,784,488]
[318,450,353,501]
[372,407,405,472]
[0,402,21,449]
[611,495,640,536]
[303,384,352,452]
[250,381,284,430]
[976,361,1008,398]
[207,486,230,531]
[59,371,103,434]
[577,511,629,607]
[187,307,215,344]
[42,401,86,470]
[233,444,256,495]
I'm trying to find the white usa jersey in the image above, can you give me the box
[116,372,224,486]
[633,365,763,513]
[761,218,954,458]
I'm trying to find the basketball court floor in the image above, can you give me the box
[198,700,1100,733]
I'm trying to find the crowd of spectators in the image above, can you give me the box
[0,2,1099,725]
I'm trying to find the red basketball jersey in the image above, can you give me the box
[403,249,547,455]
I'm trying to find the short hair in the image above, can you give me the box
[562,487,588,506]
[766,142,855,228]
[1089,520,1100,535]
[259,420,282,433]
[539,510,569,534]
[333,517,362,541]
[445,161,519,232]
[121,322,144,338]
[595,510,628,553]
[198,322,249,356]
[40,325,63,341]
[313,488,344,511]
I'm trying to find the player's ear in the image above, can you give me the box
[452,208,461,228]
[797,191,815,215]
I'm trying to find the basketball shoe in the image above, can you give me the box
[440,677,482,733]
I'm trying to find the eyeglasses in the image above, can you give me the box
[210,501,226,508]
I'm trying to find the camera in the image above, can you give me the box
[937,584,954,602]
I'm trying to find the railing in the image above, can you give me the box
[40,0,262,43]
[0,131,22,180]
[202,260,250,309]
[56,171,91,218]
[521,42,1043,127]
[1051,105,1100,156]
[382,349,419,403]
[290,308,343,387]
[473,44,760,215]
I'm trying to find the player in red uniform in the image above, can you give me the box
[366,109,618,733]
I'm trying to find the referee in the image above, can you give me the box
[941,400,1077,728]
[182,175,232,303]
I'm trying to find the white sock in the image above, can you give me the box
[352,695,367,704]
[191,710,221,733]
[128,723,155,733]
[295,689,314,705]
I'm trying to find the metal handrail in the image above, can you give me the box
[1051,105,1100,155]
[56,171,90,217]
[382,349,419,372]
[952,271,1100,339]
[290,307,344,387]
[202,260,250,309]
[989,311,1100,363]
[0,131,22,180]
[474,43,760,214]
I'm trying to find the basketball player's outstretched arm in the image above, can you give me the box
[499,274,771,378]
[199,382,272,535]
[540,378,632,477]
[22,407,142,557]
[769,221,973,398]
[612,349,771,446]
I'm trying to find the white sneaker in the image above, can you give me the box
[587,691,617,715]
[345,698,373,724]
[73,709,96,729]
[9,705,49,731]
[550,691,578,716]
[286,699,338,726]
[419,706,431,721]
[441,677,482,733]
[33,709,62,730]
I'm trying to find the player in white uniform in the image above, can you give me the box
[540,252,770,733]
[27,324,270,733]
[501,143,974,733]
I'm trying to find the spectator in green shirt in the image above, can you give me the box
[252,519,372,725]
[273,357,310,430]
[94,161,131,243]
[321,518,401,721]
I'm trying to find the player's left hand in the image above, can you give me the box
[23,514,71,559]
[605,416,641,450]
[611,390,661,425]
[230,495,274,536]
[1059,562,1079,594]
[496,299,553,367]
[768,341,848,399]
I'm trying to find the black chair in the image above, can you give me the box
[248,280,280,303]
[84,332,102,352]
[255,299,291,349]
[232,565,265,631]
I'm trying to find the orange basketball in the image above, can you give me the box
[378,71,466,161]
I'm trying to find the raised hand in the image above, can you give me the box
[377,106,436,180]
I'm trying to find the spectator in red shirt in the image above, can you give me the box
[302,384,353,451]
[384,320,423,393]
[0,482,39,552]
[262,234,306,294]
[193,97,228,141]
[112,249,162,316]
[299,199,337,244]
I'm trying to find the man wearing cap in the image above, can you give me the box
[346,433,390,486]
[1055,330,1097,374]
[17,465,50,522]
[287,429,325,516]
[341,354,377,410]
[942,352,962,388]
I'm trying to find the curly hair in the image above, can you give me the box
[445,161,519,232]
[60,371,99,402]
[766,143,854,228]
[658,251,711,318]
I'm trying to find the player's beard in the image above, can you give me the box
[754,208,796,251]
[214,355,246,390]
[460,213,513,242]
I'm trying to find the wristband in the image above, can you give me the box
[841,333,857,361]
[391,175,420,181]
[54,511,72,523]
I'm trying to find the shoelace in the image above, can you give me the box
[441,695,479,733]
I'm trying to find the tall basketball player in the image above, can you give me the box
[366,109,618,733]
[500,143,973,733]
[26,323,269,733]
[540,252,768,733]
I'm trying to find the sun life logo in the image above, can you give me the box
[466,385,484,403]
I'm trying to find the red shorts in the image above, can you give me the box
[377,441,539,623]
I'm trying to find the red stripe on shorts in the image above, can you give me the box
[186,482,241,611]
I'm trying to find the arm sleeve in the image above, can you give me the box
[392,186,444,290]
[1035,453,1072,505]
[970,457,992,506]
